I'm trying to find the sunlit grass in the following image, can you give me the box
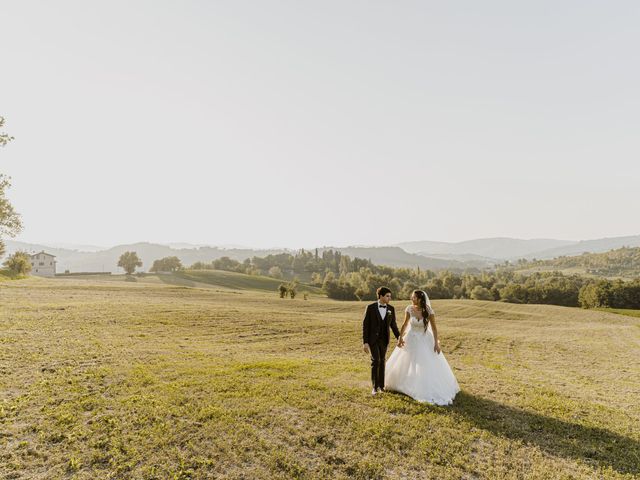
[1,278,639,479]
[597,307,640,319]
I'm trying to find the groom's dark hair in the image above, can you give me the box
[377,287,391,298]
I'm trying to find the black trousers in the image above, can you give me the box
[370,339,388,390]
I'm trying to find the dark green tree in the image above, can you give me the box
[470,285,493,300]
[118,251,143,275]
[287,279,299,299]
[3,251,31,275]
[0,175,23,258]
[150,256,182,273]
[0,117,21,257]
[0,116,14,147]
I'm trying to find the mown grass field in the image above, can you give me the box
[598,307,640,319]
[57,270,321,296]
[0,269,25,282]
[1,277,639,479]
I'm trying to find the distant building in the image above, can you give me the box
[30,251,56,277]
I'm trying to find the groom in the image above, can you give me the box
[362,286,403,395]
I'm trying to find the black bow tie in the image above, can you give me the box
[379,304,387,308]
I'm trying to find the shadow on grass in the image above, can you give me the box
[443,391,639,475]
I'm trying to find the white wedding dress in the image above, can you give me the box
[385,305,460,405]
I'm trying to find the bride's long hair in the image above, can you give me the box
[413,290,430,331]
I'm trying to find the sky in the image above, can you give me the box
[2,1,639,249]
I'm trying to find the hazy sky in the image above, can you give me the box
[2,1,639,249]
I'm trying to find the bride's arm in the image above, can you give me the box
[429,313,441,354]
[397,311,410,347]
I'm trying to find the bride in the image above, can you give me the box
[385,290,460,405]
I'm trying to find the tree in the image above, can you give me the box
[310,272,323,286]
[278,284,288,298]
[213,256,242,272]
[190,261,209,270]
[499,284,528,303]
[0,116,14,147]
[3,251,31,275]
[0,116,22,257]
[268,266,283,279]
[118,251,143,275]
[287,279,299,299]
[150,256,182,273]
[470,285,493,301]
[0,175,23,257]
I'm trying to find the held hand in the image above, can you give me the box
[397,338,405,348]
[363,343,371,355]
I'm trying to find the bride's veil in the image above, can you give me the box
[421,290,434,316]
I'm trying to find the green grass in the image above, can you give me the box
[0,268,28,281]
[175,269,322,294]
[596,307,640,319]
[1,278,639,479]
[57,269,321,295]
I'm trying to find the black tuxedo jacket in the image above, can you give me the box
[362,302,400,346]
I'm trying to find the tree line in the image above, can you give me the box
[189,249,374,279]
[184,249,640,309]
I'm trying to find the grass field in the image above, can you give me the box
[1,277,639,479]
[598,307,640,319]
[56,270,321,295]
[0,268,25,282]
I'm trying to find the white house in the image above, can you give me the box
[30,251,56,277]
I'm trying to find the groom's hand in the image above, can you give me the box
[397,338,405,348]
[363,343,371,355]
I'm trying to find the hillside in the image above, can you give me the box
[4,240,290,274]
[4,241,490,273]
[514,246,640,278]
[174,270,321,294]
[524,235,640,260]
[6,234,640,274]
[397,237,574,259]
[398,235,640,261]
[319,246,487,270]
[57,270,321,294]
[1,278,638,478]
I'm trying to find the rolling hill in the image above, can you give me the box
[513,246,640,278]
[4,241,490,273]
[317,246,490,270]
[6,234,640,274]
[4,240,290,274]
[523,235,640,260]
[57,269,321,294]
[398,237,575,259]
